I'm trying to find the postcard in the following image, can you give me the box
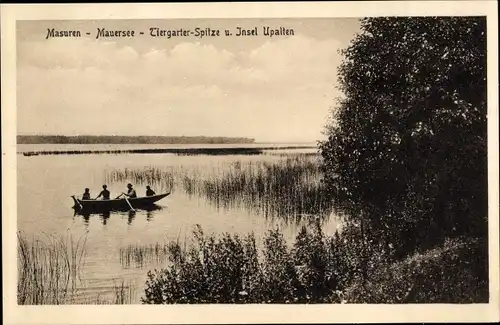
[2,1,499,324]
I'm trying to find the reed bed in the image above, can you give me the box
[105,167,175,193]
[102,153,332,221]
[20,145,315,157]
[119,243,172,269]
[119,231,189,269]
[262,151,319,157]
[182,155,333,220]
[17,231,87,305]
[21,147,265,157]
[112,279,136,304]
[75,280,136,304]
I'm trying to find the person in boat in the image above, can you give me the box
[82,188,91,200]
[95,184,110,200]
[146,185,156,196]
[122,183,137,199]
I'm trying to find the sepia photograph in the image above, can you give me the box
[2,1,499,324]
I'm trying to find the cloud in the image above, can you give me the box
[17,34,343,141]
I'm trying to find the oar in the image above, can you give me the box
[71,195,83,210]
[123,196,136,212]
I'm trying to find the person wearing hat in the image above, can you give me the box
[95,184,110,200]
[122,183,137,198]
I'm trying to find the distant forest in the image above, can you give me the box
[17,135,256,144]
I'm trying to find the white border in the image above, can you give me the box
[2,2,499,324]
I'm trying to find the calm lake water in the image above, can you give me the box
[17,144,338,304]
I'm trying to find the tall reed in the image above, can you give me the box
[112,279,136,304]
[102,154,333,221]
[181,155,333,220]
[75,279,137,304]
[119,243,171,269]
[104,166,175,193]
[17,231,87,305]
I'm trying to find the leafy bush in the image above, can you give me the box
[141,223,354,304]
[344,237,488,303]
[141,223,488,304]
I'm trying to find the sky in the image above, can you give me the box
[17,18,361,143]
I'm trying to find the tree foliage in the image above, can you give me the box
[319,17,487,256]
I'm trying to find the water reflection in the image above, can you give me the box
[127,210,136,225]
[100,211,110,225]
[146,210,154,222]
[73,204,164,226]
[82,211,91,225]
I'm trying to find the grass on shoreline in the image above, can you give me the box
[17,231,87,305]
[17,232,137,305]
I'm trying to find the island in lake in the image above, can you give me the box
[17,135,256,145]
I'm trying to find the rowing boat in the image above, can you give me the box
[71,192,170,212]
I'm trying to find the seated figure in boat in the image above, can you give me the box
[123,183,137,198]
[146,185,156,196]
[82,188,91,200]
[95,184,110,200]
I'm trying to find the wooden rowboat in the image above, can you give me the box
[71,192,170,212]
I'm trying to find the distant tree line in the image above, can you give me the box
[17,135,256,145]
